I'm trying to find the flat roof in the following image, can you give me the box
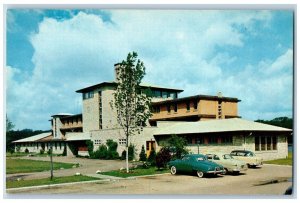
[154,118,292,136]
[76,81,184,93]
[151,94,241,105]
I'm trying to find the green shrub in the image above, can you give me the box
[86,140,94,157]
[62,146,67,156]
[16,146,21,153]
[139,145,147,161]
[47,148,52,155]
[24,148,29,154]
[147,149,156,166]
[40,149,45,155]
[128,144,135,161]
[96,144,108,159]
[106,139,119,159]
[156,147,171,169]
[121,150,126,160]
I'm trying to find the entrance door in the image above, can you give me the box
[146,141,156,157]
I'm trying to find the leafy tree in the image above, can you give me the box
[156,147,171,169]
[110,52,152,172]
[6,116,15,132]
[167,134,188,159]
[139,145,147,161]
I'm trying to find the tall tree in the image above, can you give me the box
[6,115,15,132]
[111,52,152,173]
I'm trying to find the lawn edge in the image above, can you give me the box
[6,179,110,192]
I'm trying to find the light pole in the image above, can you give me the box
[50,142,54,180]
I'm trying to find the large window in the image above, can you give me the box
[173,103,178,113]
[83,91,94,100]
[255,136,278,151]
[186,101,190,111]
[167,104,171,113]
[193,100,198,110]
[208,136,218,144]
[221,136,232,144]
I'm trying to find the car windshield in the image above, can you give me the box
[223,154,233,159]
[245,152,255,157]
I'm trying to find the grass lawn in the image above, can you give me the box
[6,158,76,174]
[264,152,292,166]
[7,175,100,189]
[101,166,169,178]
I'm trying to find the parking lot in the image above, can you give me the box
[7,164,292,196]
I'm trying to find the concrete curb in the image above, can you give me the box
[6,179,110,193]
[263,164,292,167]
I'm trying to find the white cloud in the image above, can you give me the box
[7,10,292,130]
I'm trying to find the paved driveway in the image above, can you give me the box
[6,164,293,196]
[6,156,132,181]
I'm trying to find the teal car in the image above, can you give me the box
[168,154,225,178]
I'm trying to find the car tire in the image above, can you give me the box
[170,166,177,175]
[196,170,204,178]
[224,168,229,174]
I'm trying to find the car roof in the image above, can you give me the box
[231,150,253,153]
[185,154,206,158]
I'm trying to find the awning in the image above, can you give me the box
[65,132,91,141]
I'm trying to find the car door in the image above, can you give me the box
[178,156,192,173]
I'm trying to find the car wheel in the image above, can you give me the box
[196,170,204,178]
[170,166,177,175]
[224,168,229,174]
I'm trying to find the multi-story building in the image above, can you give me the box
[13,63,291,161]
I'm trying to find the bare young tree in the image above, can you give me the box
[111,52,152,173]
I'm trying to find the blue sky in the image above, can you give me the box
[6,9,294,130]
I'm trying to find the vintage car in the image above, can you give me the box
[168,154,225,178]
[230,150,263,168]
[206,152,247,174]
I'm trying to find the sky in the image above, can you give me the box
[5,9,294,130]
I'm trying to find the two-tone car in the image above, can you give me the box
[230,150,263,168]
[206,152,247,174]
[168,154,225,178]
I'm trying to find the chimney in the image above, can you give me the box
[114,63,121,82]
[217,92,223,98]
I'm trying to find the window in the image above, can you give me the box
[167,104,171,113]
[152,106,160,113]
[55,142,57,150]
[267,136,272,150]
[261,136,266,151]
[195,136,204,144]
[221,136,232,144]
[272,136,277,150]
[119,138,127,145]
[208,136,218,144]
[218,101,222,119]
[255,136,260,151]
[153,90,161,98]
[94,140,102,145]
[170,92,177,99]
[213,155,220,160]
[255,136,278,151]
[60,142,62,150]
[186,101,190,111]
[162,91,168,98]
[83,91,94,100]
[193,100,198,110]
[99,91,102,129]
[173,103,177,113]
